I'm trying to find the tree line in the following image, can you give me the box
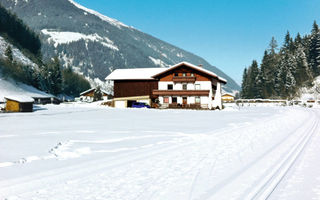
[0,3,41,56]
[241,21,320,99]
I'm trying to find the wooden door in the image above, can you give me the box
[183,97,187,105]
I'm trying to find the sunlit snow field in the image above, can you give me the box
[0,104,319,200]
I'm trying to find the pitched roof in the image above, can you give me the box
[80,88,109,96]
[152,62,227,83]
[105,61,227,83]
[105,68,167,80]
[5,95,34,103]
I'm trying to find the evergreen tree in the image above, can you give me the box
[295,44,312,86]
[241,68,248,98]
[246,60,259,98]
[308,21,320,75]
[41,57,62,95]
[5,45,13,63]
[93,87,103,101]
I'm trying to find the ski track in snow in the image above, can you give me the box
[0,105,319,200]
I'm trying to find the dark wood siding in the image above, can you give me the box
[158,65,212,82]
[20,102,33,112]
[114,80,158,98]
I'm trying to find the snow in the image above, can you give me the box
[0,105,319,199]
[0,76,53,102]
[105,68,167,80]
[167,61,227,83]
[105,61,227,82]
[298,75,320,101]
[5,95,34,103]
[0,36,37,68]
[67,0,129,29]
[148,56,169,68]
[41,29,119,51]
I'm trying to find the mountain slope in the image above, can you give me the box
[0,0,240,92]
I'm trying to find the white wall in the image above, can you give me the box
[115,100,126,108]
[158,80,223,109]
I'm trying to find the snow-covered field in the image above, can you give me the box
[0,105,319,200]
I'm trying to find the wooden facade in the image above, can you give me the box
[81,89,108,97]
[155,66,213,82]
[153,90,210,96]
[5,99,33,112]
[106,62,227,109]
[114,80,158,98]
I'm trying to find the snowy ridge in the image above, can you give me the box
[41,29,119,51]
[67,0,129,29]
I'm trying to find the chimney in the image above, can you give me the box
[198,64,203,68]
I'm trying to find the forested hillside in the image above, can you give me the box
[241,21,320,99]
[0,0,240,93]
[0,3,90,97]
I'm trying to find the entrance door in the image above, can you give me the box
[183,97,187,105]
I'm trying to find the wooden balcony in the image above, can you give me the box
[172,76,196,83]
[153,90,210,96]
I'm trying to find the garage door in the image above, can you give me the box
[115,100,126,108]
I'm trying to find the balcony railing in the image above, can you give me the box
[172,76,196,83]
[153,90,210,96]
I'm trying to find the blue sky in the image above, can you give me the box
[75,0,320,85]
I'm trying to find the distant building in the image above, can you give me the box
[222,93,235,102]
[106,62,227,109]
[80,88,111,102]
[5,96,34,112]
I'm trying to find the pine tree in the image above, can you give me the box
[5,46,13,63]
[308,21,320,76]
[93,86,103,101]
[295,44,312,86]
[246,60,259,98]
[241,68,248,98]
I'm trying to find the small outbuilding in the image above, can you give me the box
[222,93,235,102]
[79,88,111,102]
[5,96,34,112]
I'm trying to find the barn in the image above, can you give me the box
[5,96,34,112]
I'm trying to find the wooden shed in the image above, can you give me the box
[5,96,34,112]
[222,93,235,102]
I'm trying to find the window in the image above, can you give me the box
[174,72,179,76]
[182,84,187,90]
[190,73,194,77]
[164,97,169,103]
[182,73,186,77]
[167,84,173,90]
[212,85,217,90]
[172,97,177,103]
[195,84,200,90]
[195,96,201,104]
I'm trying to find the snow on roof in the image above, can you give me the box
[105,68,167,80]
[80,88,109,96]
[0,77,53,102]
[5,95,34,103]
[105,62,227,83]
[222,93,235,97]
[153,61,227,83]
